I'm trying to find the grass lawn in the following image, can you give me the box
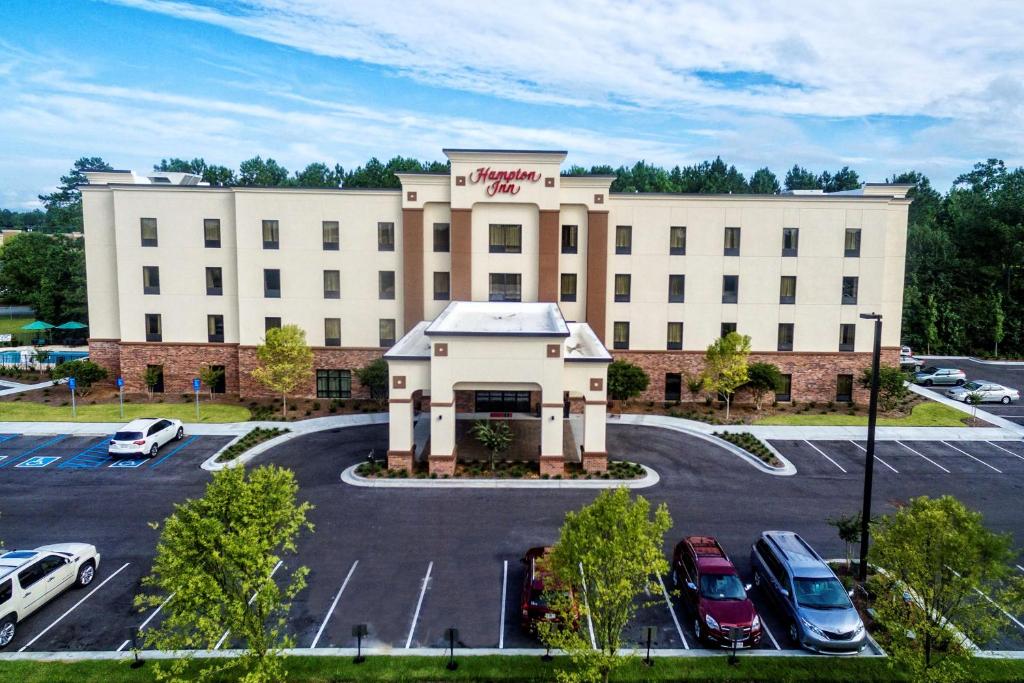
[754,401,970,427]
[0,316,34,336]
[1,654,1023,683]
[0,400,250,423]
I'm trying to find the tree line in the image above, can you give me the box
[2,154,1022,357]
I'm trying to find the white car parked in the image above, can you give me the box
[0,543,101,648]
[108,417,184,458]
[946,381,1021,404]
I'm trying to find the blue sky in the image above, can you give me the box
[2,0,1022,208]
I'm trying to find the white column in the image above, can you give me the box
[583,401,606,454]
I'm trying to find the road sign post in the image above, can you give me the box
[69,376,77,419]
[117,376,125,419]
[193,378,201,421]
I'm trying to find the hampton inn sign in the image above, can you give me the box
[468,167,543,196]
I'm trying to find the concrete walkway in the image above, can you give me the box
[0,379,55,397]
[905,382,1024,436]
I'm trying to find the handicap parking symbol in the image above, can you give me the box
[17,456,60,468]
[109,459,146,468]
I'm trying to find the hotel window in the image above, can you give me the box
[433,272,450,301]
[146,364,164,393]
[842,276,859,304]
[615,225,632,254]
[778,323,794,351]
[614,274,631,302]
[323,270,340,299]
[845,228,861,257]
[324,318,341,347]
[667,322,683,350]
[665,373,682,401]
[433,223,450,252]
[206,267,223,296]
[780,276,796,304]
[316,369,351,399]
[489,273,522,301]
[207,314,224,343]
[782,227,799,257]
[140,218,158,247]
[142,266,160,295]
[668,274,685,303]
[722,275,739,304]
[264,317,281,332]
[721,322,737,337]
[836,374,854,403]
[560,273,577,302]
[377,222,395,251]
[204,219,221,248]
[776,374,792,402]
[488,224,521,253]
[322,221,340,251]
[561,224,578,254]
[379,270,396,300]
[263,269,281,298]
[379,319,396,348]
[670,225,686,255]
[839,323,856,352]
[724,227,741,255]
[613,321,630,350]
[145,313,162,342]
[262,220,279,249]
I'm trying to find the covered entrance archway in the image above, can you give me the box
[384,301,610,477]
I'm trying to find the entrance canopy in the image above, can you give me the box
[384,301,611,476]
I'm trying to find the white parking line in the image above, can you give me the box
[942,442,1002,474]
[310,560,358,648]
[116,639,130,652]
[578,562,597,650]
[214,560,282,650]
[19,561,130,652]
[761,618,781,650]
[986,441,1024,462]
[405,561,433,649]
[947,566,1024,633]
[1016,564,1024,573]
[803,440,846,473]
[498,560,508,649]
[118,590,177,650]
[896,441,951,473]
[848,440,899,474]
[655,574,688,649]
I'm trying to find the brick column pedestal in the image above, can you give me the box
[540,455,564,477]
[582,450,608,473]
[387,449,414,472]
[428,451,456,476]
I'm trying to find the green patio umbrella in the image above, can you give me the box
[20,320,54,331]
[55,321,87,330]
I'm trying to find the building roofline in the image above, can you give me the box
[609,191,911,203]
[442,148,568,155]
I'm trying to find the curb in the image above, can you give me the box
[201,429,297,471]
[340,463,661,489]
[906,383,1024,436]
[919,355,1024,366]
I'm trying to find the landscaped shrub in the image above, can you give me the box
[215,427,289,463]
[713,431,783,467]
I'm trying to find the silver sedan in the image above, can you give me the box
[946,381,1020,404]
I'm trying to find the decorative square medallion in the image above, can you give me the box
[590,377,604,391]
[455,176,466,186]
[594,194,604,204]
[547,344,561,358]
[545,177,555,187]
[406,191,417,202]
[434,343,448,357]
[392,375,406,389]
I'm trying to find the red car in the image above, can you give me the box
[520,546,576,632]
[672,536,762,648]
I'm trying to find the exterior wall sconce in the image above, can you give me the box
[437,414,443,421]
[549,415,555,421]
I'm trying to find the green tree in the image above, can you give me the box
[820,166,861,192]
[470,419,514,472]
[964,391,983,425]
[143,365,162,398]
[539,488,672,683]
[748,167,781,194]
[0,232,87,323]
[198,365,225,400]
[50,360,107,396]
[154,157,236,186]
[237,156,290,186]
[858,365,909,412]
[606,360,649,402]
[354,358,389,401]
[784,164,820,190]
[38,157,112,231]
[136,465,313,683]
[292,162,341,188]
[746,361,782,410]
[251,325,314,417]
[869,496,1024,682]
[702,332,751,420]
[684,373,705,402]
[827,510,863,570]
[991,292,1005,356]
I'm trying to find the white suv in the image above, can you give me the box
[108,418,184,458]
[0,544,101,648]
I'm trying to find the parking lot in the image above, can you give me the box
[917,357,1024,425]
[0,423,1021,655]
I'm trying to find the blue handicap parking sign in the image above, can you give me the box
[17,456,60,468]
[109,459,146,468]
[117,376,124,388]
[68,377,77,390]
[192,378,201,391]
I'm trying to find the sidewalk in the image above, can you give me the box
[905,382,1024,436]
[0,379,54,397]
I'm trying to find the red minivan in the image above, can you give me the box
[520,546,576,632]
[672,536,762,648]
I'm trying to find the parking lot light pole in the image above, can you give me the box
[858,312,883,583]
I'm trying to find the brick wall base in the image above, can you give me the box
[87,340,385,399]
[614,348,900,405]
[429,454,456,476]
[582,451,608,473]
[387,449,414,472]
[540,456,564,477]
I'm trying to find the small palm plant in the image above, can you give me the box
[471,419,514,473]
